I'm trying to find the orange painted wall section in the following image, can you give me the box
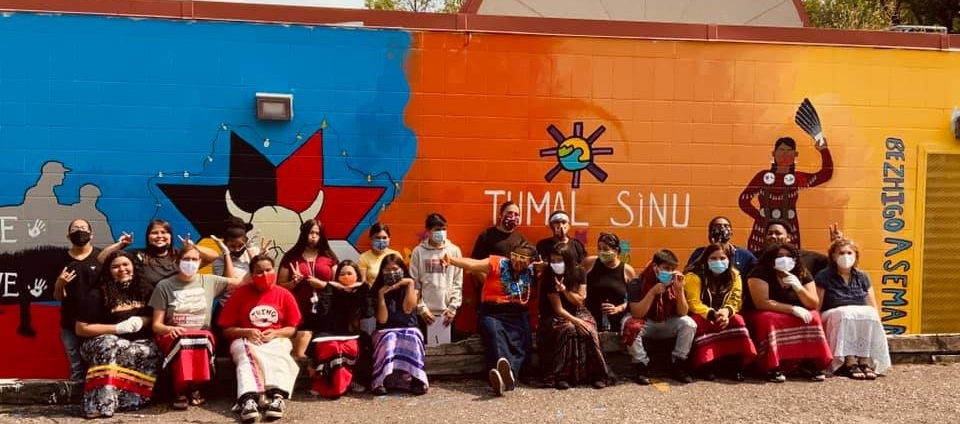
[380,32,960,335]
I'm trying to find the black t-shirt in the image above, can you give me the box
[77,286,153,341]
[538,271,583,322]
[535,237,586,264]
[307,285,374,335]
[132,249,180,288]
[60,247,102,330]
[746,266,812,308]
[471,227,527,259]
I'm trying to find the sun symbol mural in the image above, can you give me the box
[539,122,615,189]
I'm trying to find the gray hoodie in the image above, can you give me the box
[410,238,463,315]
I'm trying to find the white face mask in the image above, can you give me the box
[550,262,565,275]
[774,256,795,273]
[836,253,856,269]
[179,260,200,277]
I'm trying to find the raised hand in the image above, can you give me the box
[118,231,134,246]
[177,234,195,248]
[57,267,77,286]
[829,223,844,242]
[209,235,229,253]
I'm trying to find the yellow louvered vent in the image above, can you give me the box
[920,152,960,333]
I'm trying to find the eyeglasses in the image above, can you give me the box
[510,253,532,263]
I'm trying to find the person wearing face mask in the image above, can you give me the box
[443,243,541,397]
[219,255,301,423]
[211,217,266,356]
[682,244,757,382]
[746,242,832,383]
[306,260,372,398]
[467,202,529,328]
[369,254,428,396]
[537,243,611,390]
[622,249,696,385]
[149,245,248,409]
[815,238,890,380]
[75,250,159,419]
[410,213,463,344]
[757,219,829,277]
[535,210,586,265]
[97,219,221,288]
[356,223,399,336]
[53,219,103,382]
[582,232,636,334]
[686,216,757,277]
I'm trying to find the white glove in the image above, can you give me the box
[115,317,144,335]
[783,274,804,291]
[790,306,812,324]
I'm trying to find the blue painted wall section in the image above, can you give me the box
[0,12,416,378]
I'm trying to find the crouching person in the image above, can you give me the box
[621,249,696,385]
[219,255,302,423]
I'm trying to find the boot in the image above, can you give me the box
[634,363,651,385]
[672,357,694,384]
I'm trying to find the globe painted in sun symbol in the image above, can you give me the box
[539,122,614,189]
[557,137,592,171]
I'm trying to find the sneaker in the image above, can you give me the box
[496,358,515,391]
[488,368,505,397]
[264,395,285,420]
[239,398,260,422]
[371,386,387,396]
[768,370,787,383]
[634,363,651,385]
[672,358,694,384]
[555,381,570,390]
[591,380,607,389]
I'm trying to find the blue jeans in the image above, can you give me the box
[61,328,87,381]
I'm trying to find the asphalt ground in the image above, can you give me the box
[0,363,955,424]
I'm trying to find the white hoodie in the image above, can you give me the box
[410,238,463,315]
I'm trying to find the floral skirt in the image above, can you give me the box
[80,335,161,418]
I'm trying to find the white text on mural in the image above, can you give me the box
[0,217,17,243]
[880,137,910,335]
[1,272,17,297]
[483,190,690,228]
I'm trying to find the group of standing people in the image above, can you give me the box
[52,202,892,421]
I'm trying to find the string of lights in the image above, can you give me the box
[146,120,403,232]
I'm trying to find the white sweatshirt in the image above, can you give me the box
[410,238,463,315]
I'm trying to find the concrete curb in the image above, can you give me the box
[2,333,958,405]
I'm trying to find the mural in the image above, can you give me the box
[2,10,958,378]
[739,99,834,252]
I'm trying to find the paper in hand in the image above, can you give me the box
[425,316,451,346]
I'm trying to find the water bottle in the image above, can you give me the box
[601,314,611,332]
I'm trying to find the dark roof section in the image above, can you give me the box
[0,0,957,51]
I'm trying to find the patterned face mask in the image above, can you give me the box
[709,225,733,243]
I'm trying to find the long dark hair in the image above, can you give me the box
[371,254,410,291]
[281,219,338,267]
[335,259,362,282]
[143,219,176,261]
[98,250,152,310]
[685,243,735,291]
[771,137,797,174]
[542,242,585,290]
[757,242,811,281]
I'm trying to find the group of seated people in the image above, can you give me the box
[52,204,891,422]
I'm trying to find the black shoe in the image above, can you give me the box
[634,363,651,385]
[371,386,387,396]
[239,398,260,423]
[410,380,428,396]
[488,369,505,397]
[672,357,694,384]
[263,395,285,421]
[496,358,516,391]
[592,380,607,389]
[555,381,570,390]
[732,371,745,382]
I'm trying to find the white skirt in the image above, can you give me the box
[822,305,892,374]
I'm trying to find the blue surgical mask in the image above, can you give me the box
[431,230,447,244]
[708,259,729,275]
[372,239,389,251]
[656,269,674,284]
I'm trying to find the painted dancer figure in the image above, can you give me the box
[739,99,834,252]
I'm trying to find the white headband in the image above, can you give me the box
[549,212,570,223]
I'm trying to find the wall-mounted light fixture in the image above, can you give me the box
[255,92,294,121]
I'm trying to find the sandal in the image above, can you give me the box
[189,390,206,406]
[848,364,865,380]
[172,395,189,410]
[859,364,877,380]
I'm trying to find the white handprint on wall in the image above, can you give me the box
[29,278,47,298]
[27,219,46,238]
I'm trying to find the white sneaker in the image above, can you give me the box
[264,395,285,420]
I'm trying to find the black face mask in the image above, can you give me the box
[709,226,732,243]
[68,230,91,247]
[229,247,246,259]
